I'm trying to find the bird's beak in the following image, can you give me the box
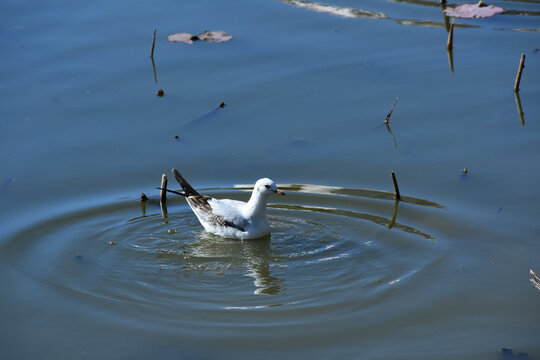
[276,189,285,196]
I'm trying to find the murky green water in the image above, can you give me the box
[1,0,539,359]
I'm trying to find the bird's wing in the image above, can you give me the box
[188,196,248,232]
[172,168,200,197]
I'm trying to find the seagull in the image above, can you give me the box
[164,168,285,240]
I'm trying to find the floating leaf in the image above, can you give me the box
[167,31,232,44]
[166,32,196,44]
[198,31,232,43]
[443,2,504,19]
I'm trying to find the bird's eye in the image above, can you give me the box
[264,185,270,189]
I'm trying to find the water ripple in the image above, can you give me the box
[1,184,447,329]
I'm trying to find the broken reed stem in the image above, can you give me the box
[384,97,399,124]
[160,174,168,204]
[151,29,156,58]
[514,53,525,92]
[447,18,455,51]
[391,171,401,201]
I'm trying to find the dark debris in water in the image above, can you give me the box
[460,168,470,180]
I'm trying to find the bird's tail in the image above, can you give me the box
[172,168,200,197]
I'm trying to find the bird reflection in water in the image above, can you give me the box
[167,231,284,295]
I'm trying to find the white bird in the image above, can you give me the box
[165,168,285,240]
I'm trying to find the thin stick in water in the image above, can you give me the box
[514,53,525,92]
[151,29,156,58]
[391,171,401,201]
[384,97,399,124]
[156,187,187,197]
[447,18,454,51]
[160,174,168,204]
[140,193,147,216]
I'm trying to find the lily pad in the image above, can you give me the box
[167,31,232,44]
[443,1,504,19]
[166,32,197,44]
[198,31,232,42]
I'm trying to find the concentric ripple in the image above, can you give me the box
[1,184,446,332]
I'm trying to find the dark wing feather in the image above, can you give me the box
[188,195,213,214]
[172,168,200,197]
[188,195,246,232]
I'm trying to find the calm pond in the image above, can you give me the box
[1,0,539,359]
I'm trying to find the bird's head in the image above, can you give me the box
[255,178,285,197]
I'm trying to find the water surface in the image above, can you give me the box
[1,0,539,359]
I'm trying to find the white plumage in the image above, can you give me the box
[170,168,285,240]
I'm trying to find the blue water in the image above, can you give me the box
[1,0,539,359]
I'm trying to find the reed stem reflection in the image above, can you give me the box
[514,90,525,126]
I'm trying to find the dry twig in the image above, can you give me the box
[514,53,525,91]
[391,171,401,201]
[160,174,168,205]
[151,29,157,58]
